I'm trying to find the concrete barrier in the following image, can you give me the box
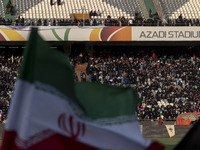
[173,125,191,138]
[143,125,170,138]
[142,124,192,138]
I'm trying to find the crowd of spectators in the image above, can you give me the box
[0,15,24,26]
[57,13,200,26]
[0,50,22,122]
[1,17,199,27]
[70,47,200,120]
[89,10,101,18]
[1,47,200,121]
[0,11,200,26]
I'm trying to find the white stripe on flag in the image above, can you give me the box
[6,79,152,150]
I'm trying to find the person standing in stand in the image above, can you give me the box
[50,0,53,5]
[149,9,152,18]
[158,118,163,125]
[57,0,60,5]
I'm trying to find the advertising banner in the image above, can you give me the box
[0,26,199,42]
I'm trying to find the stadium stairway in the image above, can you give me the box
[3,0,15,23]
[143,0,157,18]
[137,0,149,19]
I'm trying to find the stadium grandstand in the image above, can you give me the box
[160,0,200,19]
[0,0,200,26]
[15,0,143,20]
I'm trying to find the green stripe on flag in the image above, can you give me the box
[19,28,76,101]
[75,82,141,120]
[19,29,36,83]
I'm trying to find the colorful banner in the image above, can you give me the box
[0,26,200,41]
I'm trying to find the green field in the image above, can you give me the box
[0,138,181,149]
[146,138,182,150]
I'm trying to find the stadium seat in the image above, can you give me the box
[14,0,144,20]
[160,0,200,19]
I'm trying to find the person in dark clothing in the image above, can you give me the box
[57,0,61,5]
[149,9,152,18]
[21,17,24,26]
[6,4,9,14]
[50,0,53,5]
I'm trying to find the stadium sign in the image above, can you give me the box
[139,31,200,39]
[135,27,200,41]
[0,26,199,41]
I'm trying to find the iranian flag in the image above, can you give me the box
[2,28,164,150]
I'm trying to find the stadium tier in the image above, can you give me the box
[15,0,143,19]
[1,46,200,122]
[0,0,200,26]
[160,0,200,19]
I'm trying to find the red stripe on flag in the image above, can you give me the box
[2,130,97,150]
[1,131,23,150]
[146,141,165,150]
[29,133,98,150]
